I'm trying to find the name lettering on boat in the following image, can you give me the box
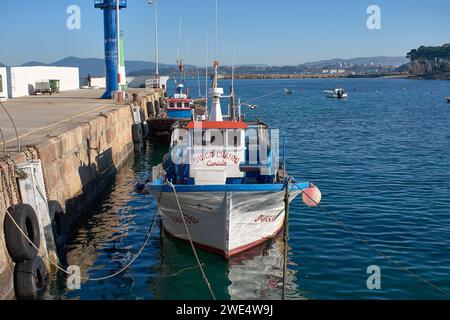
[254,215,278,223]
[192,150,241,166]
[171,214,199,225]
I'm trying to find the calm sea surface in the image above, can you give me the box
[50,78,450,300]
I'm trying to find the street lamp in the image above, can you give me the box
[237,99,257,120]
[148,0,159,83]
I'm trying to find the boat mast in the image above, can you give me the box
[230,43,236,121]
[208,0,224,122]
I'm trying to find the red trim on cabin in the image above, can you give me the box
[185,121,249,129]
[165,98,193,103]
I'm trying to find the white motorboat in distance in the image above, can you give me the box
[325,88,348,99]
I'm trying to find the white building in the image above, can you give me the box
[80,77,106,88]
[7,66,79,98]
[0,67,8,101]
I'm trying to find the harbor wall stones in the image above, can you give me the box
[0,105,134,299]
[0,90,163,299]
[35,104,135,226]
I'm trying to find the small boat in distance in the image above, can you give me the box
[325,88,348,99]
[446,97,450,103]
[284,88,294,95]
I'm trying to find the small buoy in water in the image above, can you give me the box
[302,185,322,207]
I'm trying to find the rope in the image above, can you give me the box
[281,178,290,300]
[0,187,162,282]
[245,89,285,104]
[166,181,216,300]
[292,180,450,297]
[160,263,206,278]
[0,101,21,152]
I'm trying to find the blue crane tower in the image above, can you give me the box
[95,0,127,99]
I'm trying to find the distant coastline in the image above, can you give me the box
[218,73,412,80]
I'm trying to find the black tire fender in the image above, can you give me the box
[4,204,41,262]
[14,256,48,300]
[48,200,65,248]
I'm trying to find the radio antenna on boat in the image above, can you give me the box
[215,0,218,63]
[177,16,182,63]
[209,0,224,121]
[197,68,201,97]
[205,29,209,100]
[230,42,236,120]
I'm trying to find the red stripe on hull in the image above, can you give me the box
[163,225,283,259]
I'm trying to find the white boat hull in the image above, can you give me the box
[153,189,301,258]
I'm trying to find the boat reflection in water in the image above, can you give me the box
[153,228,304,300]
[227,234,303,300]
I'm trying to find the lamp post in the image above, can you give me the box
[148,0,159,85]
[237,99,257,120]
[116,0,121,97]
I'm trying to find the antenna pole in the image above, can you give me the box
[154,0,159,77]
[231,43,236,120]
[215,0,218,62]
[205,29,208,99]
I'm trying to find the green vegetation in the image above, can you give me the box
[406,43,450,76]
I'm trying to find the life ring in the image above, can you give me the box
[4,204,41,262]
[14,256,48,300]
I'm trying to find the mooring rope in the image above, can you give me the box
[166,181,216,300]
[281,178,290,300]
[0,102,21,153]
[0,187,162,282]
[245,89,286,104]
[160,263,206,279]
[291,180,450,297]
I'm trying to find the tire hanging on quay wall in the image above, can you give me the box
[14,256,48,300]
[4,204,41,262]
[48,200,65,249]
[132,123,143,143]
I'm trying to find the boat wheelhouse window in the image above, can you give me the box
[202,130,224,147]
[169,102,175,108]
[227,130,242,147]
[177,102,183,108]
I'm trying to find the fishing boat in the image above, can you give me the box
[325,88,348,99]
[147,57,207,145]
[446,97,450,103]
[142,58,322,258]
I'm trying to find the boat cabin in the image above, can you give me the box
[163,120,278,186]
[165,84,194,119]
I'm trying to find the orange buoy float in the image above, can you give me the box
[302,184,322,207]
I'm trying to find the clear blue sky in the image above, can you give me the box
[0,0,449,66]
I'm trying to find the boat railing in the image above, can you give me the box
[145,79,161,90]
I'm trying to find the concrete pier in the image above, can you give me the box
[0,88,163,299]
